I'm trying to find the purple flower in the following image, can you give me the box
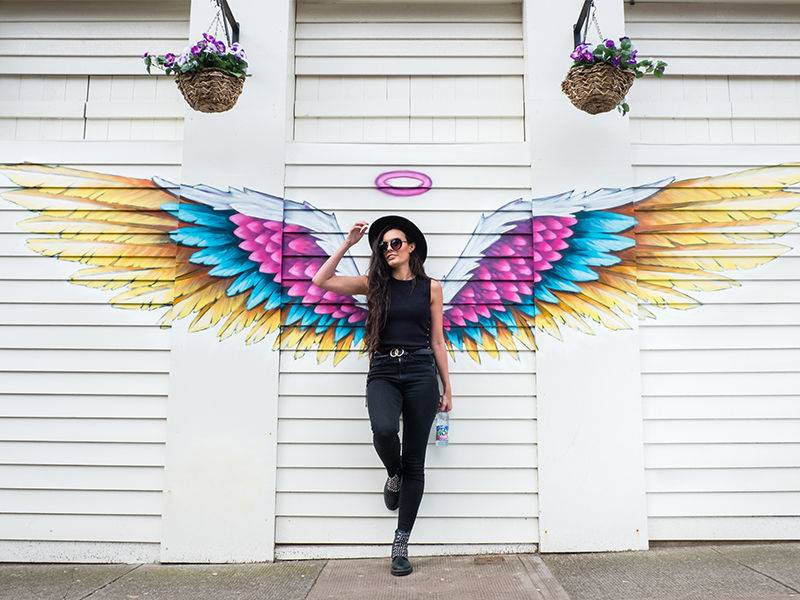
[570,43,595,63]
[164,52,176,66]
[630,50,638,60]
[215,40,226,53]
[197,39,207,49]
[611,55,621,67]
[230,42,246,59]
[202,33,216,43]
[191,45,202,56]
[604,39,615,49]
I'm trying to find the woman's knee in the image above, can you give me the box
[400,454,426,477]
[372,426,399,442]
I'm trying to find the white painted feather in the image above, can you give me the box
[441,197,531,305]
[531,177,674,216]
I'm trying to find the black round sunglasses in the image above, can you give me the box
[378,237,411,254]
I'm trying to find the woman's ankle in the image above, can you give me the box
[391,528,411,558]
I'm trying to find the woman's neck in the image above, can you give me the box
[391,268,414,281]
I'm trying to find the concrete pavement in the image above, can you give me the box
[1,542,798,600]
[544,542,800,600]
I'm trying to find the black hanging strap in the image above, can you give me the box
[210,0,240,45]
[573,0,594,48]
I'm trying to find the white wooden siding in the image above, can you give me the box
[0,1,189,75]
[0,75,183,142]
[294,1,525,143]
[3,0,796,562]
[0,0,187,562]
[625,2,800,541]
[625,3,800,76]
[276,1,537,559]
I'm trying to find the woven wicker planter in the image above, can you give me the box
[175,68,244,113]
[561,61,635,115]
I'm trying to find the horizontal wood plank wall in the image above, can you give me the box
[626,2,800,541]
[0,0,188,562]
[276,1,537,559]
[0,1,189,75]
[294,1,525,143]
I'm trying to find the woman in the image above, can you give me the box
[311,214,453,576]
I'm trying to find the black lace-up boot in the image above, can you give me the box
[383,471,401,510]
[390,528,412,576]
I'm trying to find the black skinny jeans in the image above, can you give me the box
[366,349,439,532]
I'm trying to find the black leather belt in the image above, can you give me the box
[374,346,433,358]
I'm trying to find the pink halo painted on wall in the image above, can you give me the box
[374,170,432,196]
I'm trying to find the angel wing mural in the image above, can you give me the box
[1,162,799,365]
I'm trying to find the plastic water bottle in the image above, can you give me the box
[435,411,449,446]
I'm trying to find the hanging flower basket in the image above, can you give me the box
[143,33,249,114]
[562,61,635,115]
[175,68,244,113]
[562,37,667,116]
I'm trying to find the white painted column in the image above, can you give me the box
[161,0,295,562]
[523,0,649,551]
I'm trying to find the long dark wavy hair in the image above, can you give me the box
[363,224,430,358]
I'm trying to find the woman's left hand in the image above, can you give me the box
[438,388,452,412]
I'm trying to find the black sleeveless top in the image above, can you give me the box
[378,275,431,350]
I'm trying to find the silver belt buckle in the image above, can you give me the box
[389,347,406,357]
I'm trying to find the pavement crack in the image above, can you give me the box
[62,566,77,600]
[710,546,800,594]
[303,559,327,599]
[76,564,143,600]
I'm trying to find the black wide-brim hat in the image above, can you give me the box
[368,214,427,263]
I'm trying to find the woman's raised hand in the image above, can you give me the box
[345,221,369,247]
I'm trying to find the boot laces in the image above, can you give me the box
[391,528,410,558]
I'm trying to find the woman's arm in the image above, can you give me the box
[429,279,452,412]
[312,221,370,296]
